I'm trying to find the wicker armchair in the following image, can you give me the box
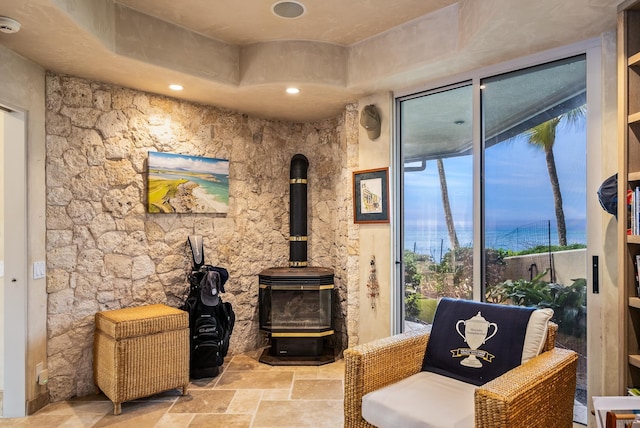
[344,323,578,428]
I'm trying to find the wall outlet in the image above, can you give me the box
[38,369,49,386]
[36,362,48,385]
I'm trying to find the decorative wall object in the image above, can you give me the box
[360,104,381,140]
[367,255,380,308]
[353,167,389,223]
[147,151,229,214]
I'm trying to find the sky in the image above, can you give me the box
[403,121,587,249]
[148,151,229,175]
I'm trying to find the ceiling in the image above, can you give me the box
[0,0,620,122]
[117,0,455,46]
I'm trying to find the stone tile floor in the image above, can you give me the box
[0,348,588,427]
[0,350,345,427]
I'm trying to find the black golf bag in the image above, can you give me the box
[181,236,235,378]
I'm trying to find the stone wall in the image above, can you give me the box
[44,72,358,401]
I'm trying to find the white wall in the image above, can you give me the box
[356,93,393,345]
[0,111,4,390]
[0,45,47,413]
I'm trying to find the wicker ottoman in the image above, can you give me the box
[93,304,190,415]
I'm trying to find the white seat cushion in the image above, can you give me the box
[362,371,476,428]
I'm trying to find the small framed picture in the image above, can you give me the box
[353,167,389,224]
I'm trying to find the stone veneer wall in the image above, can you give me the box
[44,72,359,401]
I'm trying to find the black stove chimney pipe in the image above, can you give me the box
[289,154,308,268]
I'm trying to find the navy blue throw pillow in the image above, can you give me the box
[422,298,535,386]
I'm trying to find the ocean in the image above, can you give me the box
[404,219,587,260]
[186,174,229,204]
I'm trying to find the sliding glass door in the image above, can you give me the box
[398,54,587,423]
[481,55,587,422]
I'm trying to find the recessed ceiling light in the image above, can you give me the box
[272,1,305,19]
[168,84,183,91]
[286,87,300,94]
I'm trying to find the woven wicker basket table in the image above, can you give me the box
[93,304,190,415]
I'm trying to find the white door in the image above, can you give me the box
[1,106,27,418]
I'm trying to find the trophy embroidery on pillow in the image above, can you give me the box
[452,311,498,368]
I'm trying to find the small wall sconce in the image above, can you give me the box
[360,104,381,140]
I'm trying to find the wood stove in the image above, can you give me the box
[258,154,335,365]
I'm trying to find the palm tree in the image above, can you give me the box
[437,158,459,250]
[523,105,586,246]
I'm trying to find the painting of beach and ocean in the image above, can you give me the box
[147,151,229,214]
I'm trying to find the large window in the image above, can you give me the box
[398,54,587,422]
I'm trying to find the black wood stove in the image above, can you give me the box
[258,154,335,365]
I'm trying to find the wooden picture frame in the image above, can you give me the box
[353,167,389,224]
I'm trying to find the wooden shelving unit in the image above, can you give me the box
[619,0,640,393]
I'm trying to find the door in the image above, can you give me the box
[1,106,27,418]
[481,55,587,424]
[397,49,595,425]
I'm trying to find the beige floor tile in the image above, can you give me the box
[291,379,344,400]
[133,388,185,401]
[2,414,74,427]
[189,413,254,427]
[188,376,220,390]
[92,401,173,427]
[317,360,345,379]
[154,413,195,427]
[57,415,106,427]
[227,389,263,414]
[8,353,347,428]
[290,366,320,379]
[33,400,113,416]
[215,370,294,389]
[169,389,235,414]
[226,354,273,372]
[63,393,110,403]
[261,389,291,400]
[252,399,343,427]
[0,416,28,427]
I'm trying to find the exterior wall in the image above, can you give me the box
[44,73,357,401]
[504,249,587,286]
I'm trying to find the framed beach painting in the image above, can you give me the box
[353,167,389,224]
[147,151,229,214]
